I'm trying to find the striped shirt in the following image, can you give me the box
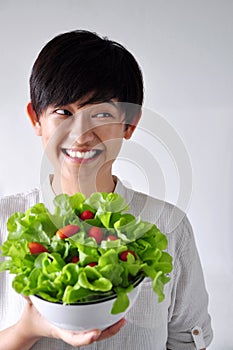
[0,177,213,349]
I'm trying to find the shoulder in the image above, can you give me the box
[121,184,195,259]
[0,188,41,243]
[121,184,189,232]
[0,188,41,219]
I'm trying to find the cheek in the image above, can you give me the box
[102,133,124,160]
[41,126,64,167]
[41,132,49,147]
[41,130,55,149]
[40,120,66,149]
[102,126,125,152]
[100,124,125,141]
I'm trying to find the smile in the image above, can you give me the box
[61,148,102,160]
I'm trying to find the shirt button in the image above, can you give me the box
[193,329,200,336]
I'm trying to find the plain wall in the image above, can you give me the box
[0,0,232,348]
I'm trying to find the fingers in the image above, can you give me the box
[51,327,101,347]
[97,318,127,341]
[50,318,126,347]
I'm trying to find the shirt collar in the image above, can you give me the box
[40,175,128,212]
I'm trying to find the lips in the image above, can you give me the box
[61,148,103,161]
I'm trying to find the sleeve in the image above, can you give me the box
[167,216,213,350]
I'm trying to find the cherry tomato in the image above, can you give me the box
[29,242,48,255]
[80,210,95,220]
[88,226,103,244]
[56,224,80,239]
[106,235,118,241]
[71,256,79,263]
[119,250,136,261]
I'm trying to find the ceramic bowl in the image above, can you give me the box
[30,277,143,331]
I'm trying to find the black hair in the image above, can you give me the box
[29,30,144,124]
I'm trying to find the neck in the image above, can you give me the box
[51,170,116,197]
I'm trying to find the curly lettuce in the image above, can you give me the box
[0,192,173,314]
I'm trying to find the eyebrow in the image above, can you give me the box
[78,99,120,110]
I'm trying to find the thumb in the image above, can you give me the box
[22,295,33,305]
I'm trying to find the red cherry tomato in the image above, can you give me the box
[88,226,103,244]
[106,235,118,241]
[71,256,79,263]
[29,242,48,255]
[80,210,95,220]
[119,250,136,261]
[56,224,80,239]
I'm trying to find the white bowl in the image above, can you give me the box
[30,278,143,331]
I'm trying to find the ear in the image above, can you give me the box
[124,111,142,140]
[26,102,42,136]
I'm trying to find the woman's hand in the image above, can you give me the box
[14,297,126,349]
[50,317,127,347]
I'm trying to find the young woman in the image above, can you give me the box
[0,30,213,350]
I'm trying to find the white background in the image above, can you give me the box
[0,0,232,348]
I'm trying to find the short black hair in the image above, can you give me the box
[29,30,144,124]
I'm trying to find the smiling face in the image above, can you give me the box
[27,100,140,195]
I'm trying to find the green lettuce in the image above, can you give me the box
[0,192,173,314]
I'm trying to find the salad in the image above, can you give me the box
[0,192,173,314]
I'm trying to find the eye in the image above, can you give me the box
[92,112,113,119]
[54,109,72,116]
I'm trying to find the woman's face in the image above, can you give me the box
[28,99,138,184]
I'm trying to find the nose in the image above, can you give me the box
[68,110,96,145]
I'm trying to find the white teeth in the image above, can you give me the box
[66,150,97,159]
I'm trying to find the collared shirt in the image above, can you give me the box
[0,177,213,349]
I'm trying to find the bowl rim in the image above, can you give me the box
[32,275,145,305]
